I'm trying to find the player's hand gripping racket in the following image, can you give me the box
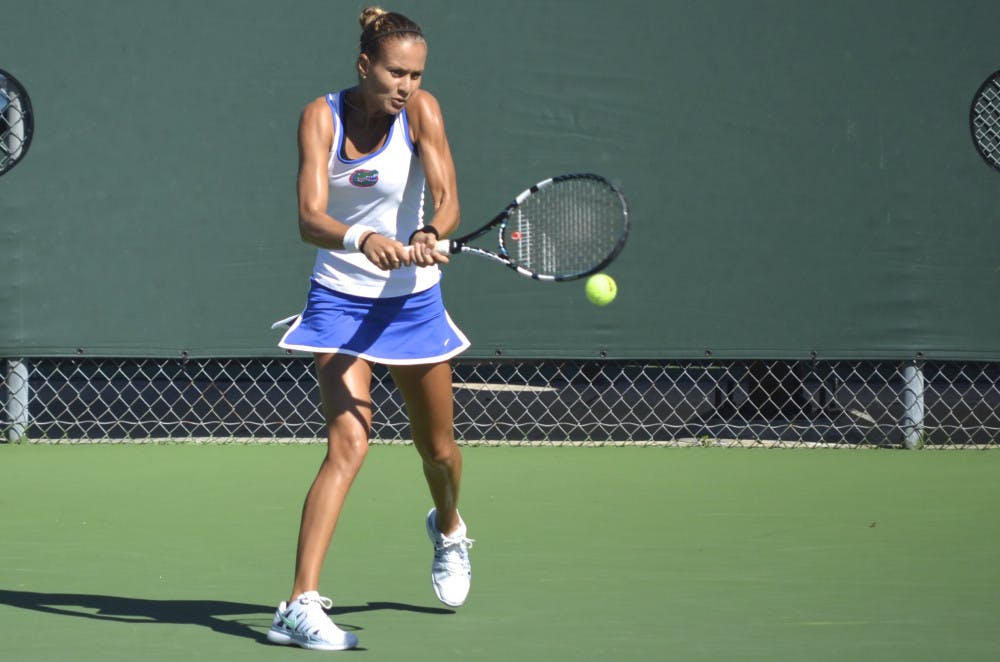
[432,173,629,281]
[0,69,34,176]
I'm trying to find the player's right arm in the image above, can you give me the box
[297,97,347,250]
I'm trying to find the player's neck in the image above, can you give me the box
[343,87,390,130]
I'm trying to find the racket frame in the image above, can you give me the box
[971,68,1000,172]
[0,69,34,176]
[439,173,629,281]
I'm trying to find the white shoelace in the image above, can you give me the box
[302,594,334,611]
[435,535,475,573]
[284,593,336,634]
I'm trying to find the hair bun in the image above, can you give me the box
[359,6,388,30]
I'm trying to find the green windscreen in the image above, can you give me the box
[2,1,999,360]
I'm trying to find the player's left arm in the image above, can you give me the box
[407,89,459,265]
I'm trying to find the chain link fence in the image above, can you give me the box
[4,357,999,447]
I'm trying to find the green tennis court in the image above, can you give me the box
[2,444,998,661]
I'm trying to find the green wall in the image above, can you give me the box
[2,1,999,359]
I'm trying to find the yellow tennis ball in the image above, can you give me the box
[585,273,617,306]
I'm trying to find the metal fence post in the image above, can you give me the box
[901,361,925,449]
[5,358,30,443]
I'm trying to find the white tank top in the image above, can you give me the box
[310,90,441,298]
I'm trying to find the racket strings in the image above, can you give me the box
[507,177,627,278]
[0,74,30,169]
[972,72,1000,170]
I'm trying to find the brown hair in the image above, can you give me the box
[359,7,424,57]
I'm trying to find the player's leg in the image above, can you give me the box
[290,352,374,600]
[390,361,463,531]
[390,361,473,607]
[268,352,370,650]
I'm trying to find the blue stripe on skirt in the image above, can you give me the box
[278,280,470,365]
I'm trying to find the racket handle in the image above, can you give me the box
[404,240,453,254]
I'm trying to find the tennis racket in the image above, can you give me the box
[0,69,34,176]
[429,173,629,281]
[971,68,1000,172]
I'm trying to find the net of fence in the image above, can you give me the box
[3,358,999,447]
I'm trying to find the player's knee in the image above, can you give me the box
[421,437,460,467]
[326,427,369,469]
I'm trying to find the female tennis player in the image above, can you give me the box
[267,7,473,651]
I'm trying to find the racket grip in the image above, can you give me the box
[405,240,453,254]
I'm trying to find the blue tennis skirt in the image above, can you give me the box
[278,280,470,365]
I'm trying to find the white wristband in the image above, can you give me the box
[343,224,376,252]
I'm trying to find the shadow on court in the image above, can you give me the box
[0,590,453,644]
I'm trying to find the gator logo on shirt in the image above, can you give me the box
[350,169,379,187]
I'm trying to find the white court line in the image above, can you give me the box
[456,383,558,393]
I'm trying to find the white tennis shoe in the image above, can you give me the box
[266,591,358,651]
[426,507,474,607]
